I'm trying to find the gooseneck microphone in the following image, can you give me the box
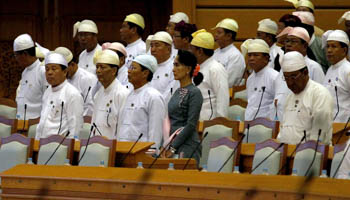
[332,142,350,178]
[22,104,27,132]
[92,123,103,136]
[83,86,91,103]
[78,126,94,164]
[148,134,179,169]
[335,117,350,144]
[119,133,143,166]
[253,86,266,120]
[218,134,245,172]
[246,124,250,143]
[57,101,64,134]
[208,90,213,120]
[250,142,285,174]
[304,129,321,176]
[334,86,339,121]
[170,88,173,96]
[183,132,209,170]
[277,131,306,174]
[44,131,70,165]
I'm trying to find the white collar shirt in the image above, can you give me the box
[78,44,102,75]
[125,38,146,69]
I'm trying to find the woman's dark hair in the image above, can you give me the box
[174,21,197,42]
[279,14,302,28]
[177,49,203,86]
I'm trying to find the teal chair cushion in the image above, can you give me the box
[330,151,345,178]
[200,125,232,167]
[0,141,28,172]
[78,143,110,167]
[293,149,322,176]
[27,124,38,138]
[37,142,68,165]
[234,90,247,101]
[251,147,281,175]
[207,145,235,173]
[0,123,12,139]
[243,125,272,143]
[79,123,92,140]
[228,105,245,121]
[0,105,16,119]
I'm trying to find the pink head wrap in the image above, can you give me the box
[102,42,127,57]
[292,11,315,26]
[288,27,310,43]
[276,26,294,38]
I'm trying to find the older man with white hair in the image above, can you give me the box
[244,39,278,121]
[54,47,97,116]
[14,34,47,120]
[323,30,350,123]
[118,54,166,150]
[74,19,101,75]
[213,18,245,87]
[36,53,84,139]
[277,51,333,145]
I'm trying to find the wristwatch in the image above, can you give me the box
[169,146,176,154]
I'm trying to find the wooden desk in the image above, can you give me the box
[32,140,197,169]
[1,164,350,200]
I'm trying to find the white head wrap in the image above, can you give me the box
[247,39,270,54]
[339,11,350,24]
[54,47,73,63]
[240,39,253,57]
[73,19,98,37]
[146,35,153,53]
[45,52,68,68]
[152,31,173,45]
[285,0,314,11]
[93,49,120,66]
[281,51,306,72]
[35,42,50,58]
[13,34,35,52]
[213,18,239,32]
[133,54,158,73]
[324,30,350,48]
[169,12,189,23]
[257,19,278,35]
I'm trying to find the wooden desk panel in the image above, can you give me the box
[1,165,350,200]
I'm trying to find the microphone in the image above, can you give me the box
[118,133,143,166]
[170,88,173,96]
[57,101,64,134]
[335,116,350,144]
[218,133,245,172]
[182,132,209,170]
[148,133,179,169]
[253,86,265,120]
[332,142,350,178]
[78,126,94,164]
[44,131,70,165]
[246,124,250,143]
[208,90,213,120]
[22,104,27,132]
[83,86,91,103]
[334,86,339,121]
[92,122,103,136]
[277,131,306,174]
[304,129,322,176]
[250,142,285,174]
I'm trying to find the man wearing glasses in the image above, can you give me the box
[277,51,333,145]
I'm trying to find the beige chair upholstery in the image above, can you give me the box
[243,125,272,143]
[234,89,247,101]
[37,142,68,165]
[79,143,111,167]
[79,123,92,140]
[228,105,245,121]
[330,143,347,178]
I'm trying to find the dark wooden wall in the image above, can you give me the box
[0,0,172,99]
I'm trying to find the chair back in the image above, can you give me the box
[243,118,279,143]
[37,134,74,165]
[227,105,245,121]
[292,140,328,176]
[200,117,239,167]
[0,98,17,119]
[26,118,40,138]
[79,116,92,140]
[0,134,33,172]
[251,139,287,175]
[79,136,116,167]
[207,137,240,173]
[330,142,347,178]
